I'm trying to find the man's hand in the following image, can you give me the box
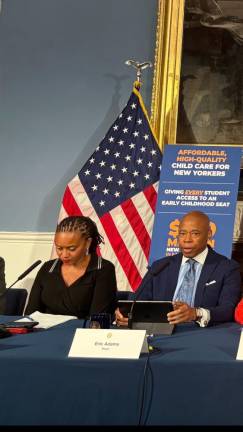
[167,301,197,324]
[114,308,129,326]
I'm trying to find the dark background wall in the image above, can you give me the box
[0,0,157,231]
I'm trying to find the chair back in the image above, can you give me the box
[5,288,28,315]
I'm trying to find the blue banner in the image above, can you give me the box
[149,145,241,263]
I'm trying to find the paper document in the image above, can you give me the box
[236,329,243,360]
[16,311,77,329]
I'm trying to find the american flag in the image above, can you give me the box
[58,84,162,291]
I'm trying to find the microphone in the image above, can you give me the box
[15,260,42,282]
[3,260,42,294]
[134,259,170,300]
[148,260,170,277]
[128,260,170,328]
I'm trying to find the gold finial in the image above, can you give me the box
[125,60,153,83]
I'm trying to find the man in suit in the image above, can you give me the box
[115,211,241,327]
[0,257,6,314]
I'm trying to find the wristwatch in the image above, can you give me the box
[195,307,209,327]
[196,308,203,320]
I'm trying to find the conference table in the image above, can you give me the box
[0,316,242,426]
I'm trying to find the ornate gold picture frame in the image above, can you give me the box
[152,0,243,153]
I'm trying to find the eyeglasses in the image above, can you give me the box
[178,231,201,239]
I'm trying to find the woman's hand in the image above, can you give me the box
[115,307,129,326]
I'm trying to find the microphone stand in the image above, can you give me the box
[128,301,136,329]
[7,279,21,290]
[0,260,42,298]
[127,260,171,332]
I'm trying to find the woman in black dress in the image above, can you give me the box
[25,216,117,318]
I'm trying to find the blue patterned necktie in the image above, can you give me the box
[176,259,196,306]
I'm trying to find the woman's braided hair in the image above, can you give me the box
[56,216,104,253]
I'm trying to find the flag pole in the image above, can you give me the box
[125,59,153,89]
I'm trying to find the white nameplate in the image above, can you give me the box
[236,329,243,360]
[68,328,146,359]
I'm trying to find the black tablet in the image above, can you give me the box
[117,300,174,335]
[118,300,173,321]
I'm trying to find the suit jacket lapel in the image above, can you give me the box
[194,248,218,306]
[164,254,182,299]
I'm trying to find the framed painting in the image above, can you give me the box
[151,0,243,148]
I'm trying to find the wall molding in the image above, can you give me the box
[0,231,54,244]
[0,231,55,291]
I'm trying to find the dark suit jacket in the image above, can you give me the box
[0,257,6,314]
[134,248,241,324]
